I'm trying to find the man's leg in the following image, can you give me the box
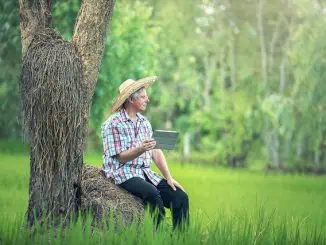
[156,179,189,230]
[119,177,165,228]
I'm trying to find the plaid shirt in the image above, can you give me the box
[101,109,163,186]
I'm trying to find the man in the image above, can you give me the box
[101,76,189,230]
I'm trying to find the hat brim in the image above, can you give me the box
[110,76,157,113]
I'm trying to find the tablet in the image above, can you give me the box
[152,130,179,150]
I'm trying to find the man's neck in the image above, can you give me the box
[125,107,138,122]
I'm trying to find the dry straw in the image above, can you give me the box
[20,28,86,224]
[20,28,144,225]
[81,165,144,227]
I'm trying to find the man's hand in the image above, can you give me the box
[118,139,156,163]
[140,138,156,152]
[167,177,185,192]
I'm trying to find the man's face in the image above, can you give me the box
[131,88,150,111]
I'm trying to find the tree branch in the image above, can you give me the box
[19,0,52,56]
[257,0,268,90]
[269,14,282,74]
[72,0,116,102]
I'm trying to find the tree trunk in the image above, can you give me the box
[269,15,281,75]
[257,0,280,169]
[19,0,52,56]
[219,47,226,92]
[183,132,191,159]
[19,0,116,226]
[257,0,268,89]
[203,54,217,110]
[229,33,236,89]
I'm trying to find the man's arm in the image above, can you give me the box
[152,149,185,191]
[118,139,156,163]
[152,149,173,180]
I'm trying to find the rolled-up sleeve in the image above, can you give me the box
[102,124,128,158]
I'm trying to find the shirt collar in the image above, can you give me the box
[119,108,145,122]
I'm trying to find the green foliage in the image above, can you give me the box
[52,0,81,40]
[0,1,22,139]
[2,0,326,170]
[257,10,326,169]
[0,139,28,154]
[89,1,160,146]
[191,90,261,166]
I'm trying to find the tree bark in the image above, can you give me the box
[19,0,116,226]
[72,0,116,153]
[19,0,52,56]
[73,0,116,103]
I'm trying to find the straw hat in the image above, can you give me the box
[110,76,157,113]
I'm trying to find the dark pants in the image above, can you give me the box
[119,175,189,230]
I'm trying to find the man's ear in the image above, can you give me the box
[127,97,133,104]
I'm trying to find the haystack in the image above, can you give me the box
[81,165,145,227]
[21,28,86,225]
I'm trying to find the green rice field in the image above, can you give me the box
[1,152,326,245]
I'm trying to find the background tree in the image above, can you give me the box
[2,0,326,174]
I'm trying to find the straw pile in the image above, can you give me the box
[20,28,85,225]
[81,165,145,227]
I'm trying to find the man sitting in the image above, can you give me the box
[101,76,189,230]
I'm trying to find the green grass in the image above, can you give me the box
[1,152,326,244]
